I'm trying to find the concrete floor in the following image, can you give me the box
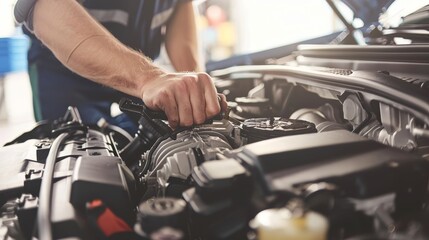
[0,72,35,146]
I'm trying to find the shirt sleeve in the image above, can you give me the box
[14,0,37,31]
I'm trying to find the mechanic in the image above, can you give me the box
[14,0,226,132]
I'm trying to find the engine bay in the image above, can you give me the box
[1,56,429,239]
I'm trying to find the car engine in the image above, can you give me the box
[2,3,429,240]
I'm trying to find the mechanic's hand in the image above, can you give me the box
[141,72,227,129]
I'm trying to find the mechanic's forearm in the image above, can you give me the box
[168,41,201,72]
[32,0,163,98]
[63,35,163,98]
[166,1,202,72]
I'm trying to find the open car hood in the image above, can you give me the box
[341,0,395,25]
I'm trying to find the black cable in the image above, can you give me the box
[352,93,373,134]
[139,135,169,177]
[37,132,70,240]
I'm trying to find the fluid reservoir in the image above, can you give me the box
[251,201,328,240]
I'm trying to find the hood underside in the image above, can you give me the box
[340,0,395,25]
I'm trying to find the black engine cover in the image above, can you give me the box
[238,130,429,208]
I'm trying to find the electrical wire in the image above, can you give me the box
[106,124,134,143]
[37,132,70,240]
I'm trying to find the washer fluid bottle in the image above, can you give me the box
[251,199,328,240]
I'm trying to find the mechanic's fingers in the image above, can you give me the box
[174,79,194,127]
[157,90,179,129]
[142,72,221,128]
[199,73,221,118]
[218,93,228,113]
[186,76,206,125]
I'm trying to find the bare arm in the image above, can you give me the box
[20,0,224,128]
[165,1,202,72]
[32,0,158,97]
